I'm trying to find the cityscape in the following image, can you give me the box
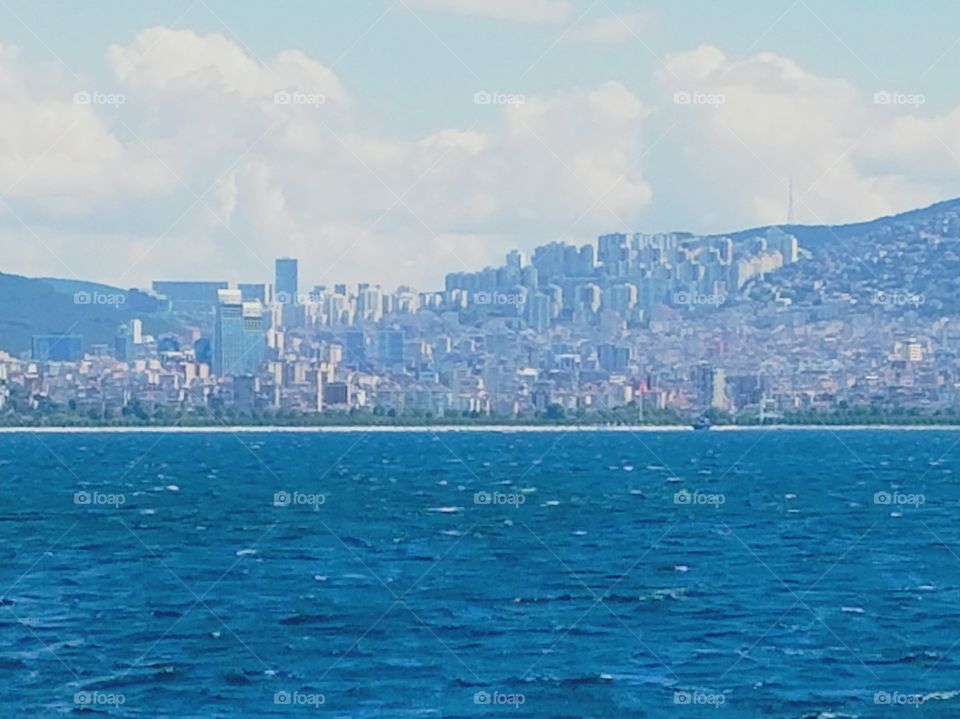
[3,197,959,425]
[4,3,960,717]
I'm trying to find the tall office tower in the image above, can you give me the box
[241,301,266,372]
[130,318,143,344]
[275,258,301,328]
[115,324,135,362]
[214,289,245,375]
[695,364,728,411]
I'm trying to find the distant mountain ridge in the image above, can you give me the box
[0,272,180,356]
[4,196,960,355]
[705,196,960,248]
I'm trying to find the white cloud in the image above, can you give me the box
[107,28,346,103]
[0,43,170,217]
[0,29,654,290]
[568,11,651,45]
[403,0,571,24]
[7,26,960,293]
[653,44,950,231]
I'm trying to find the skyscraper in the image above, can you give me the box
[275,258,301,328]
[241,301,266,372]
[214,289,244,376]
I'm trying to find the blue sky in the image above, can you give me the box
[1,0,959,289]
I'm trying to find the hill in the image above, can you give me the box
[0,273,181,356]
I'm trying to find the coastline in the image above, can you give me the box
[0,423,959,433]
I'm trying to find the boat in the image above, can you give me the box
[692,416,712,431]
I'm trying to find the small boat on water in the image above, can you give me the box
[692,416,712,431]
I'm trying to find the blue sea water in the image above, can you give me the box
[1,429,959,717]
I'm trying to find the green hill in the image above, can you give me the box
[0,273,181,356]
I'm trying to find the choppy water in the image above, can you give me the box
[1,429,959,717]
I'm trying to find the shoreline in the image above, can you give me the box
[0,423,959,433]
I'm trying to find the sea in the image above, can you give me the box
[0,428,958,717]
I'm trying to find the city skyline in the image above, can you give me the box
[3,1,960,289]
[5,190,960,426]
[4,6,959,718]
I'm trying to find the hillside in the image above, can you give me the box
[0,273,180,356]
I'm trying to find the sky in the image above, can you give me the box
[3,0,960,291]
